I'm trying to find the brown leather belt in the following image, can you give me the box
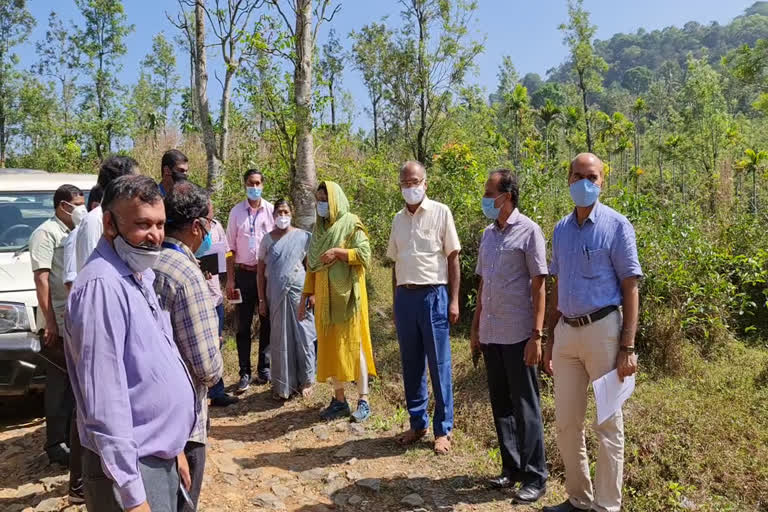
[398,284,441,290]
[235,263,258,272]
[562,305,618,328]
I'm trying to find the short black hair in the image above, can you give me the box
[97,155,140,189]
[273,198,291,215]
[87,185,103,211]
[53,184,83,209]
[164,181,210,233]
[243,169,265,183]
[490,169,519,207]
[102,175,162,211]
[162,149,188,171]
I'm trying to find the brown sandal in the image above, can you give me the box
[396,428,428,446]
[434,435,452,455]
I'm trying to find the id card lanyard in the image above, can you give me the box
[248,207,258,249]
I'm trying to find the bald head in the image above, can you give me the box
[569,152,604,187]
[399,160,427,180]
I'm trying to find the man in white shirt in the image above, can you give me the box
[387,161,461,455]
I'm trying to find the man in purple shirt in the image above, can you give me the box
[64,175,195,512]
[470,169,548,505]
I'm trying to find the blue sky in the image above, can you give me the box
[16,0,756,127]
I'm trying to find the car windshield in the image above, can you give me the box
[0,192,55,253]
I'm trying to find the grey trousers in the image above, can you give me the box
[82,448,179,511]
[179,441,206,512]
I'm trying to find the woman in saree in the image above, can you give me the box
[298,181,377,422]
[258,199,317,400]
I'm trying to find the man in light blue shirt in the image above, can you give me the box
[543,153,641,512]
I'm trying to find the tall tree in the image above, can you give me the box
[680,56,733,212]
[196,0,260,165]
[35,11,79,139]
[0,0,35,167]
[736,148,768,214]
[399,0,484,164]
[490,55,518,105]
[140,33,179,137]
[74,0,134,159]
[502,83,530,166]
[538,99,562,162]
[350,22,392,150]
[559,0,607,153]
[265,0,340,229]
[319,28,344,130]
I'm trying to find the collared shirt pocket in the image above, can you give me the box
[580,247,610,279]
[414,228,440,253]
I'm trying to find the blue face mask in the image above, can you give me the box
[569,178,601,207]
[317,201,329,218]
[195,230,212,257]
[481,196,501,220]
[246,186,262,201]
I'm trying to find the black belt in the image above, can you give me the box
[562,305,618,328]
[398,284,440,290]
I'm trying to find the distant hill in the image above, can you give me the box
[547,1,768,92]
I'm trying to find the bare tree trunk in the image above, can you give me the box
[220,67,234,162]
[292,0,318,230]
[372,94,380,150]
[328,78,336,130]
[195,0,222,193]
[416,4,427,164]
[578,71,593,153]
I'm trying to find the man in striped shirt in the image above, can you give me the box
[153,181,223,510]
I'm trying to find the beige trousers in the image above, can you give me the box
[553,310,624,512]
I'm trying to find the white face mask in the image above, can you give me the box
[71,205,88,227]
[113,235,162,274]
[275,215,291,230]
[317,202,330,218]
[401,184,426,205]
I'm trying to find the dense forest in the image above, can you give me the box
[2,1,768,509]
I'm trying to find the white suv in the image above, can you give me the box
[0,169,97,397]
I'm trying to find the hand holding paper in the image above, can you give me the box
[592,369,635,425]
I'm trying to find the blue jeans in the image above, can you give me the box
[208,304,227,399]
[394,285,454,437]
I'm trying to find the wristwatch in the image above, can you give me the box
[531,328,545,339]
[619,346,635,353]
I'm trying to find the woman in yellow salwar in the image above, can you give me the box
[298,181,377,422]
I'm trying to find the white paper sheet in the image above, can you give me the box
[592,369,635,425]
[201,242,228,273]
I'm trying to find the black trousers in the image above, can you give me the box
[41,339,74,451]
[483,341,548,487]
[235,268,271,378]
[178,441,205,512]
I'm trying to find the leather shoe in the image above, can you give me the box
[211,394,239,407]
[487,475,517,489]
[542,499,591,512]
[512,483,546,504]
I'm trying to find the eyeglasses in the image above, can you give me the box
[399,178,425,188]
[196,217,212,235]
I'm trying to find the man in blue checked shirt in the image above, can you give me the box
[153,181,224,511]
[543,153,642,512]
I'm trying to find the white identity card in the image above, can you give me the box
[592,369,635,425]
